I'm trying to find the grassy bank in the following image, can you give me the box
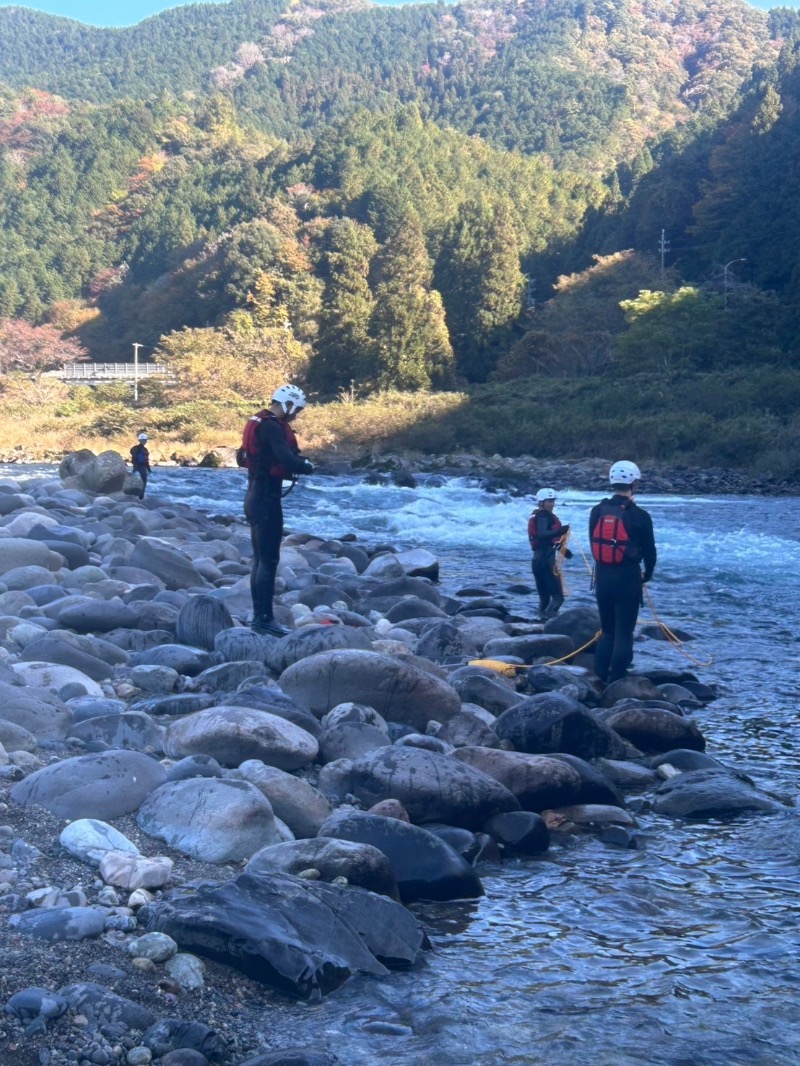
[1,368,798,483]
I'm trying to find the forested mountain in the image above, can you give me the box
[2,0,800,474]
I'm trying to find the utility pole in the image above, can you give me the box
[658,230,670,281]
[132,342,142,402]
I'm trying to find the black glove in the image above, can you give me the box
[641,572,652,584]
[564,548,574,559]
[301,459,314,475]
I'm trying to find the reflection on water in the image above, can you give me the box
[4,465,800,1064]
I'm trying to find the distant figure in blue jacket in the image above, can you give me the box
[130,432,151,500]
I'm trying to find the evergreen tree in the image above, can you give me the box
[311,218,378,394]
[436,196,525,382]
[369,208,454,390]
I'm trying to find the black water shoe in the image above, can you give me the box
[251,617,290,637]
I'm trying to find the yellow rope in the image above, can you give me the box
[468,630,602,677]
[642,585,714,668]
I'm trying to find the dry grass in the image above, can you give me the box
[0,386,471,464]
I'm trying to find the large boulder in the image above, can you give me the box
[137,778,287,862]
[279,649,461,730]
[140,870,428,999]
[452,747,584,811]
[246,838,399,899]
[494,692,626,760]
[176,595,235,651]
[264,625,373,675]
[234,762,332,838]
[129,539,209,591]
[652,769,785,818]
[347,746,520,829]
[0,681,73,739]
[605,706,706,754]
[318,809,484,903]
[11,750,167,819]
[164,706,318,770]
[0,539,64,576]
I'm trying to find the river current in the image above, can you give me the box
[6,465,800,1065]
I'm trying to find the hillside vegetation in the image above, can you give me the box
[1,0,800,479]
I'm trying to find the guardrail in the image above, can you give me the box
[45,362,170,382]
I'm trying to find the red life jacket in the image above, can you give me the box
[528,510,563,551]
[236,411,299,477]
[590,501,638,564]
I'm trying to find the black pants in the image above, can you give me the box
[136,468,148,499]
[245,479,283,622]
[532,553,563,612]
[594,585,641,683]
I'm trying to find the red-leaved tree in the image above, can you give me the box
[0,318,88,377]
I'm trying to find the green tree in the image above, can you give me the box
[311,218,378,394]
[369,208,454,390]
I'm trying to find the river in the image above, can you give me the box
[5,464,800,1065]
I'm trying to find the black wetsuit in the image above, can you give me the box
[130,443,151,499]
[244,413,312,624]
[589,494,656,683]
[528,508,567,614]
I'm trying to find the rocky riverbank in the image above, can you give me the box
[0,449,793,1066]
[1,446,795,497]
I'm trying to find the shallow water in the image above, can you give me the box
[5,465,800,1064]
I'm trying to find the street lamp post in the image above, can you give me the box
[132,342,142,402]
[723,258,747,311]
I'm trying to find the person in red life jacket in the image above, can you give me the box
[589,460,656,685]
[129,432,151,500]
[243,384,314,637]
[528,487,571,617]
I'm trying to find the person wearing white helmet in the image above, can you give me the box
[588,460,657,684]
[129,432,151,500]
[242,384,314,637]
[528,487,572,617]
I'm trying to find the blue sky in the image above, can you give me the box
[2,1,228,27]
[0,0,790,27]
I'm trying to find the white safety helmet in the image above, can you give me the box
[271,384,307,416]
[137,433,149,442]
[535,487,558,503]
[609,460,641,485]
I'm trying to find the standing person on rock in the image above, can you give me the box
[130,432,151,500]
[589,460,657,684]
[240,384,314,636]
[528,487,571,617]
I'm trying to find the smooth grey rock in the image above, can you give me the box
[10,906,106,940]
[11,749,167,819]
[141,870,427,999]
[606,706,706,754]
[264,625,373,675]
[246,838,398,899]
[319,809,484,903]
[234,762,331,839]
[59,818,140,866]
[279,649,461,730]
[176,595,234,650]
[494,692,625,760]
[452,747,584,811]
[164,706,318,770]
[652,769,784,818]
[129,644,218,676]
[137,778,286,862]
[348,747,520,829]
[70,711,164,753]
[20,636,114,681]
[129,539,209,592]
[0,681,73,739]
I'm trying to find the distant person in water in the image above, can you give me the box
[129,432,151,500]
[528,487,571,617]
[589,460,657,685]
[240,385,314,637]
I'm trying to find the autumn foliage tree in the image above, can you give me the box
[0,317,87,376]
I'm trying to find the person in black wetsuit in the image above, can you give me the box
[244,384,314,636]
[130,432,151,500]
[528,487,571,617]
[589,460,657,685]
